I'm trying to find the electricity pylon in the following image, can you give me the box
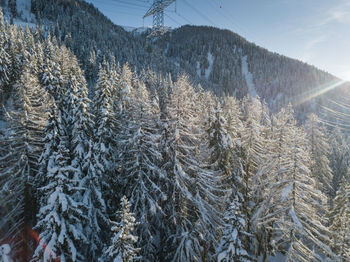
[144,0,175,30]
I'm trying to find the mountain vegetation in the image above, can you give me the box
[0,1,349,261]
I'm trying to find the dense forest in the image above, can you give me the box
[0,7,350,261]
[1,0,347,120]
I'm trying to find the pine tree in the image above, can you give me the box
[33,108,86,262]
[240,96,265,253]
[329,127,349,203]
[160,75,221,261]
[106,196,140,262]
[83,65,114,259]
[8,0,17,17]
[116,76,165,261]
[253,111,334,261]
[305,114,332,198]
[217,196,253,262]
[329,178,350,262]
[252,105,295,260]
[0,10,11,103]
[0,68,48,260]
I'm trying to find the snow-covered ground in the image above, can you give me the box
[16,0,35,22]
[121,26,150,34]
[205,51,213,79]
[242,55,257,97]
[258,253,286,262]
[1,0,36,27]
[0,244,13,262]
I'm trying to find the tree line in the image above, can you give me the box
[0,9,349,262]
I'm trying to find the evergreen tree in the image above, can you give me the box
[160,75,221,261]
[32,107,86,262]
[329,178,350,262]
[0,68,48,261]
[329,127,349,203]
[217,196,253,262]
[253,112,334,261]
[305,114,332,198]
[83,65,114,259]
[8,0,17,17]
[116,77,165,261]
[107,196,140,262]
[240,96,265,253]
[252,105,295,260]
[0,9,11,103]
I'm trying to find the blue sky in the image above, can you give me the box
[87,0,350,80]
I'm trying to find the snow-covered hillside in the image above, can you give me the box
[0,1,350,261]
[0,0,35,27]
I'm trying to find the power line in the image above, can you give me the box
[205,0,254,39]
[181,0,217,27]
[174,10,192,25]
[165,13,181,26]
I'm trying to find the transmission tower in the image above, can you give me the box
[143,0,176,30]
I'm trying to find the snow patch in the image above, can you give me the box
[13,19,36,28]
[281,183,292,202]
[289,206,303,229]
[16,0,35,22]
[121,26,150,34]
[242,55,257,97]
[205,52,213,79]
[0,120,6,130]
[0,244,13,262]
[196,61,201,78]
[259,252,286,262]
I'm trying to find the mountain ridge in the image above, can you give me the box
[1,0,349,121]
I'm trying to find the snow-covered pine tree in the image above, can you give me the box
[239,95,265,253]
[7,26,26,89]
[212,96,255,261]
[33,107,87,262]
[252,105,296,260]
[217,196,253,262]
[253,112,334,261]
[83,64,115,259]
[328,127,349,203]
[33,44,93,261]
[8,0,16,17]
[0,9,11,103]
[0,67,48,260]
[116,76,165,261]
[107,196,140,262]
[329,177,350,262]
[160,75,221,261]
[61,49,97,259]
[305,114,332,198]
[207,104,233,186]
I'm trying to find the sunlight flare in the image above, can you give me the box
[295,80,346,106]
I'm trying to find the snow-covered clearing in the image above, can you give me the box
[205,51,213,79]
[16,0,35,22]
[242,55,257,97]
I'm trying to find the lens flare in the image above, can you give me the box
[26,226,59,262]
[294,80,346,106]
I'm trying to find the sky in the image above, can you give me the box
[86,0,350,80]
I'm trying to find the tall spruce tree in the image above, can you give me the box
[253,108,334,261]
[116,75,165,261]
[329,177,350,262]
[106,196,140,262]
[160,75,221,261]
[0,68,48,261]
[305,114,332,198]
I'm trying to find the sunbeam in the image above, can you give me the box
[295,80,347,106]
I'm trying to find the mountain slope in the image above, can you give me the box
[1,0,349,121]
